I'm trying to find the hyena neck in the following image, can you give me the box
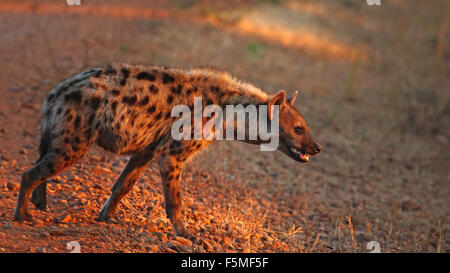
[191,72,273,144]
[219,82,270,107]
[189,68,270,107]
[218,84,274,145]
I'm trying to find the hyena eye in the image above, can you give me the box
[294,126,304,135]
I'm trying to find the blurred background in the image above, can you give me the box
[0,0,448,253]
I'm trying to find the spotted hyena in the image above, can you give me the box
[14,64,321,236]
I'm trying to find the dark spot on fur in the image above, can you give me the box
[45,108,52,117]
[67,114,73,122]
[105,65,117,75]
[171,141,181,149]
[47,94,55,102]
[56,107,63,115]
[162,73,175,84]
[148,84,158,94]
[88,113,95,124]
[136,72,155,81]
[120,68,130,86]
[111,89,120,96]
[139,96,149,106]
[55,86,68,98]
[64,90,82,104]
[155,112,162,120]
[39,130,52,158]
[85,128,93,139]
[111,101,118,114]
[167,95,174,104]
[147,105,156,114]
[71,143,79,152]
[122,95,137,105]
[171,84,182,95]
[90,96,101,111]
[74,116,81,129]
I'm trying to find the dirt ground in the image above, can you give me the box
[0,0,448,253]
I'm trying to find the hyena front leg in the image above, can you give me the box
[98,150,154,221]
[159,154,188,237]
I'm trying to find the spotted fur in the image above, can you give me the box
[14,63,320,237]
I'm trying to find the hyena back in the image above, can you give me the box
[14,63,321,237]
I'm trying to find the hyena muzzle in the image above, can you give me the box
[14,64,321,237]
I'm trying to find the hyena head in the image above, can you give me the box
[268,90,321,163]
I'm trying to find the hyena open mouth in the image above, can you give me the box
[289,146,310,162]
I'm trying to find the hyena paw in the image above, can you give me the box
[13,211,33,222]
[174,221,191,238]
[30,196,48,211]
[97,208,112,222]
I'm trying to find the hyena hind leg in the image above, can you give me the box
[14,153,66,221]
[28,156,48,211]
[30,180,48,211]
[98,150,154,221]
[14,145,88,221]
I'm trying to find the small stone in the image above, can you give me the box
[164,247,177,253]
[60,214,72,223]
[40,232,51,239]
[401,200,421,211]
[175,236,192,246]
[19,148,27,155]
[148,245,159,252]
[9,86,22,92]
[6,182,19,191]
[36,247,46,253]
[200,238,214,252]
[153,232,168,242]
[2,223,12,229]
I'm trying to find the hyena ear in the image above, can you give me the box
[287,90,299,106]
[268,90,286,120]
